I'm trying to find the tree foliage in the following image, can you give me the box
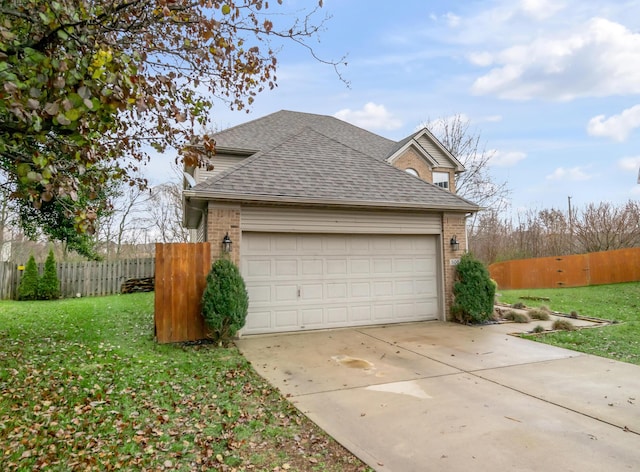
[39,248,60,299]
[201,258,249,344]
[0,0,336,240]
[17,253,39,300]
[451,252,495,324]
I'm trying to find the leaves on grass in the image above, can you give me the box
[0,294,371,471]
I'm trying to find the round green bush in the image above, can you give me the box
[17,254,40,301]
[201,258,249,343]
[451,252,496,324]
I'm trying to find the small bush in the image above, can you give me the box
[202,258,249,343]
[451,253,496,324]
[552,319,576,331]
[39,249,60,300]
[18,255,40,301]
[511,302,526,309]
[532,325,545,334]
[528,308,550,321]
[503,310,531,323]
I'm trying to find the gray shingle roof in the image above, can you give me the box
[190,125,479,212]
[210,110,397,160]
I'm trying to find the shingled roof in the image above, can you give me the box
[187,123,479,212]
[209,110,397,161]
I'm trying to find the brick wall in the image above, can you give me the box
[391,148,433,182]
[442,212,467,320]
[206,203,241,266]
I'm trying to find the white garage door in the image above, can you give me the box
[241,233,439,335]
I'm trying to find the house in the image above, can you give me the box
[183,110,479,335]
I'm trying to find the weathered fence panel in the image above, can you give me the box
[490,247,640,290]
[154,243,211,344]
[0,258,155,299]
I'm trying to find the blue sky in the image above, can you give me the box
[150,0,640,215]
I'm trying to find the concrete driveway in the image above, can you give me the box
[236,322,640,472]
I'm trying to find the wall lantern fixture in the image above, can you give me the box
[222,232,233,253]
[450,235,460,252]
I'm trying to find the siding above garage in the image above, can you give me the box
[241,206,442,235]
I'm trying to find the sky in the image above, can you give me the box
[148,0,640,216]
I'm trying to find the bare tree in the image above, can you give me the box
[426,115,511,216]
[141,182,189,243]
[574,201,640,252]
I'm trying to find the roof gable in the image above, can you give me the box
[388,128,465,172]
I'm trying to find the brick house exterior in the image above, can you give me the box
[184,111,479,335]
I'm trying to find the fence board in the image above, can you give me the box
[154,243,211,344]
[0,258,155,299]
[490,247,640,290]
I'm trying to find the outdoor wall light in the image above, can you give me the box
[450,235,460,252]
[222,232,232,253]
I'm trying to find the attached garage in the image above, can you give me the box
[241,232,440,334]
[183,110,480,335]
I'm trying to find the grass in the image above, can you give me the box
[500,282,640,365]
[0,293,371,471]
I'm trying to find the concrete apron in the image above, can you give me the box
[236,322,640,472]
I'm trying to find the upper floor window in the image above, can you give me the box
[405,168,419,177]
[433,172,450,190]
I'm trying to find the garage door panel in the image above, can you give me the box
[350,259,371,274]
[373,259,393,274]
[275,310,297,328]
[351,305,372,321]
[395,280,415,295]
[248,285,271,303]
[246,260,271,277]
[327,307,348,323]
[301,283,323,300]
[241,233,440,334]
[351,282,371,297]
[326,259,348,275]
[373,281,394,296]
[275,260,297,276]
[301,259,323,276]
[276,285,298,302]
[373,304,394,321]
[245,311,272,330]
[301,308,323,326]
[327,283,347,299]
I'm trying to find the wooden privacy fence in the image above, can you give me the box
[0,258,155,300]
[154,242,211,344]
[489,247,640,290]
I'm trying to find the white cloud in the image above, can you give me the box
[587,104,640,142]
[490,150,526,167]
[618,156,640,171]
[520,0,564,20]
[445,12,461,27]
[471,18,640,100]
[334,103,402,131]
[546,166,593,181]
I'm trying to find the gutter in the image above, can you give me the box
[183,190,480,213]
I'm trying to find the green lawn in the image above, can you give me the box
[0,293,370,471]
[499,282,640,365]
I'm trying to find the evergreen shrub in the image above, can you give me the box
[39,249,60,300]
[18,254,40,301]
[451,252,496,324]
[201,258,249,343]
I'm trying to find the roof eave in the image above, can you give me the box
[183,190,479,213]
